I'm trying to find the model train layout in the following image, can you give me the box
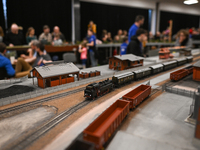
[66,56,195,150]
[84,56,193,100]
[68,84,151,150]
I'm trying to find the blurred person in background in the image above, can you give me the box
[128,15,145,42]
[102,30,108,43]
[116,29,123,43]
[0,42,32,79]
[107,32,113,43]
[39,25,52,44]
[4,23,25,47]
[52,26,66,42]
[87,29,97,67]
[120,37,128,55]
[52,34,63,46]
[26,27,37,45]
[175,29,192,48]
[88,21,96,35]
[127,28,147,57]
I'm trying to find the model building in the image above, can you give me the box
[109,54,143,71]
[31,62,80,88]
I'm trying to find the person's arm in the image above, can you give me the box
[186,38,193,48]
[38,34,43,41]
[4,60,15,77]
[175,38,180,46]
[87,41,94,46]
[93,24,97,34]
[25,57,36,63]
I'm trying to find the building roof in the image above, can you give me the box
[193,60,200,68]
[111,54,144,62]
[31,63,80,78]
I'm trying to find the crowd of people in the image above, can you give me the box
[0,16,200,80]
[0,24,66,47]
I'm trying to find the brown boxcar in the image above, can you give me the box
[80,72,89,79]
[89,72,96,77]
[122,84,151,109]
[83,100,130,150]
[95,70,101,76]
[185,66,193,74]
[170,69,188,81]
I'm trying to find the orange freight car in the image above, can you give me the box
[185,66,193,74]
[83,100,130,150]
[80,72,89,79]
[122,84,151,109]
[95,70,101,76]
[89,71,96,77]
[170,69,188,81]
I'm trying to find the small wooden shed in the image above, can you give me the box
[31,63,80,88]
[193,61,200,81]
[109,54,143,71]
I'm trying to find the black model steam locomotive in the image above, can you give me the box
[84,79,113,100]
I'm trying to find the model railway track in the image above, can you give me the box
[0,87,85,115]
[9,87,160,150]
[10,100,91,150]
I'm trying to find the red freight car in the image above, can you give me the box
[80,72,89,79]
[89,71,96,77]
[185,66,193,74]
[83,100,130,150]
[122,84,151,109]
[95,70,101,76]
[170,69,188,81]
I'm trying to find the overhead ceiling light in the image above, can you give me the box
[184,0,199,5]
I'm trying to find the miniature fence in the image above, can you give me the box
[163,84,196,98]
[0,75,28,85]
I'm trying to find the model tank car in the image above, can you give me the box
[84,79,113,100]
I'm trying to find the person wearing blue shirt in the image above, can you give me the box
[128,15,145,43]
[0,42,33,79]
[120,37,128,55]
[87,29,97,67]
[0,43,15,79]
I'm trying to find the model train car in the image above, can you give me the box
[84,79,113,100]
[170,65,193,81]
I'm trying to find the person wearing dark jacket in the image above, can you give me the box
[127,28,147,57]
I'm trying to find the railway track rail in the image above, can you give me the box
[10,99,91,150]
[8,87,160,150]
[0,87,85,115]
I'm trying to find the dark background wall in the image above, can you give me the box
[80,2,149,40]
[160,11,200,35]
[6,0,72,41]
[0,0,5,31]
